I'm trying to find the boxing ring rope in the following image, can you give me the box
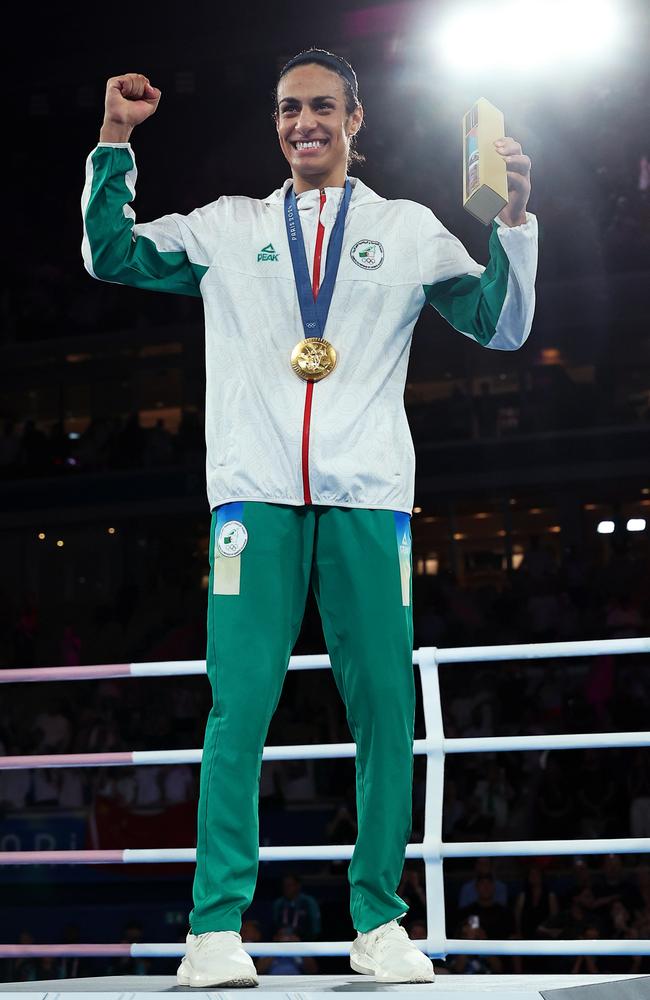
[6,728,650,772]
[1,636,649,684]
[2,637,650,961]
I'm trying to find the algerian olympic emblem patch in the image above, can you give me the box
[350,239,384,269]
[217,520,248,557]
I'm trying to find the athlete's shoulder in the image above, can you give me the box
[209,193,269,211]
[379,195,440,220]
[351,182,437,221]
[195,193,273,228]
[385,197,451,237]
[362,196,446,241]
[217,193,269,207]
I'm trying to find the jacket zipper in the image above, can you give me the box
[300,188,326,505]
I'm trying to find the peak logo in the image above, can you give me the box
[257,242,280,262]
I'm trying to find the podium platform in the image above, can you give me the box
[1,973,649,999]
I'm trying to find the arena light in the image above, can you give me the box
[627,518,646,532]
[434,0,622,74]
[597,520,615,534]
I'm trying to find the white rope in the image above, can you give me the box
[445,939,650,957]
[124,848,196,863]
[5,836,650,867]
[128,637,650,677]
[445,731,650,754]
[5,730,650,772]
[3,637,648,686]
[134,938,650,958]
[131,660,206,675]
[134,939,650,957]
[433,637,650,663]
[4,939,650,959]
[138,837,649,863]
[442,838,650,858]
[132,654,332,676]
[133,743,363,766]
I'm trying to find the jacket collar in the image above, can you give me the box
[262,175,384,209]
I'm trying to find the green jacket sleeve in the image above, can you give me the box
[81,142,210,297]
[418,206,538,350]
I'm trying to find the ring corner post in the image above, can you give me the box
[415,646,447,960]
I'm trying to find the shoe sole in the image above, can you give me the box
[177,972,259,988]
[350,953,434,984]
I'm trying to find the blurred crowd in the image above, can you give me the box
[3,356,650,486]
[0,412,205,481]
[7,854,650,982]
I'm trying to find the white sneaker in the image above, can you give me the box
[350,918,435,983]
[177,930,259,988]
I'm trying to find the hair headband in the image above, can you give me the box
[279,49,359,102]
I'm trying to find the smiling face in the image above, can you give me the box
[275,63,363,193]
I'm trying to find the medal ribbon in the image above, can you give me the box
[284,178,352,338]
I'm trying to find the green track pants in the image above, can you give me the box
[189,500,415,935]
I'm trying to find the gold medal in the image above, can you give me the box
[291,338,337,382]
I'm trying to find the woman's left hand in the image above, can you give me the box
[494,136,532,227]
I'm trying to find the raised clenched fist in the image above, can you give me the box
[103,73,161,129]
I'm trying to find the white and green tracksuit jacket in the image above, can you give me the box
[81,142,538,515]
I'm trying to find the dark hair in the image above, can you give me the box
[275,47,365,168]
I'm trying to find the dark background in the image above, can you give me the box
[2,0,650,982]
